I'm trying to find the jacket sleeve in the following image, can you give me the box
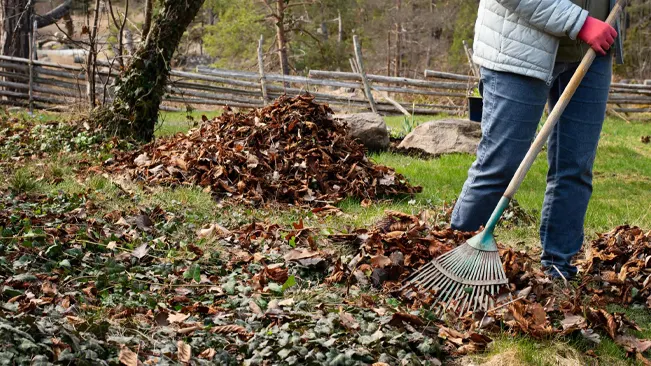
[495,0,589,39]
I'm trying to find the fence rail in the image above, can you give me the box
[0,53,649,116]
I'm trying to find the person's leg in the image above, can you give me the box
[451,68,549,231]
[540,55,612,278]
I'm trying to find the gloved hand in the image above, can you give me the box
[577,16,617,55]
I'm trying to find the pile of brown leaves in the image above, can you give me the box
[578,225,651,308]
[329,211,651,359]
[106,95,421,205]
[328,211,474,293]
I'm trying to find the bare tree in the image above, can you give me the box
[2,0,74,58]
[107,0,129,67]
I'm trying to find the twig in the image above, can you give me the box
[486,295,526,313]
[0,234,46,240]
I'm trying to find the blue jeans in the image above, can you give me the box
[451,55,613,278]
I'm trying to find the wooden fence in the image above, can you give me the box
[0,52,650,116]
[424,69,651,114]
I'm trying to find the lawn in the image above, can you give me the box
[0,108,649,365]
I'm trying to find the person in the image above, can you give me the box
[451,0,623,279]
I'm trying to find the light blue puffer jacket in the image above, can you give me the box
[473,0,589,83]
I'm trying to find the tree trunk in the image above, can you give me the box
[96,0,206,142]
[142,0,153,40]
[394,0,401,77]
[86,0,101,108]
[275,0,290,76]
[386,30,391,76]
[2,0,31,59]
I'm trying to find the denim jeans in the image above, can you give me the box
[451,55,613,278]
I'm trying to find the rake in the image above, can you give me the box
[402,0,626,314]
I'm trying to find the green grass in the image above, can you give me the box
[156,110,222,136]
[368,118,651,242]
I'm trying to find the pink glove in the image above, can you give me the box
[577,16,617,55]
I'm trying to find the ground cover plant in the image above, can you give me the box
[0,105,650,365]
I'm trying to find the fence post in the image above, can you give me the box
[28,18,37,115]
[352,35,377,113]
[348,58,358,74]
[257,35,269,104]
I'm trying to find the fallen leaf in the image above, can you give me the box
[283,249,320,261]
[389,312,424,327]
[370,255,392,269]
[177,340,191,363]
[131,244,149,259]
[561,314,586,333]
[211,324,251,338]
[134,214,153,231]
[41,281,57,296]
[278,298,295,307]
[615,335,651,353]
[119,346,139,366]
[198,348,216,360]
[339,310,360,330]
[168,312,190,324]
[249,300,263,315]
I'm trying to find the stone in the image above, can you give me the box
[333,113,389,151]
[398,119,481,156]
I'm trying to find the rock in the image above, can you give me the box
[333,113,389,151]
[398,119,481,156]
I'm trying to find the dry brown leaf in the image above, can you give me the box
[41,281,57,296]
[389,312,424,327]
[339,310,360,330]
[615,335,651,353]
[198,348,216,360]
[119,346,139,366]
[370,255,392,269]
[211,324,251,338]
[249,300,263,315]
[283,249,320,261]
[168,312,190,324]
[177,340,191,363]
[636,352,651,366]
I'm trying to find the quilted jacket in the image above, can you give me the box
[472,0,623,83]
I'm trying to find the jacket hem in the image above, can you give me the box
[473,54,549,81]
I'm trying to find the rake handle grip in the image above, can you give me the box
[503,0,626,199]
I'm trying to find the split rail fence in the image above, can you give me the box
[1,49,650,117]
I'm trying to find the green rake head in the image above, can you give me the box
[402,197,511,313]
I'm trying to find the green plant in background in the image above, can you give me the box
[469,87,481,97]
[448,0,479,71]
[9,168,38,194]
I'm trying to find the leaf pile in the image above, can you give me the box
[328,210,474,294]
[578,225,651,308]
[329,211,651,359]
[106,95,421,205]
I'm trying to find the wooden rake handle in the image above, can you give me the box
[503,0,627,199]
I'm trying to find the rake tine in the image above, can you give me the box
[449,252,482,313]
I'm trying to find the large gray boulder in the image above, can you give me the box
[333,113,389,151]
[398,119,481,156]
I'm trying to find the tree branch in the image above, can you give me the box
[34,0,72,29]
